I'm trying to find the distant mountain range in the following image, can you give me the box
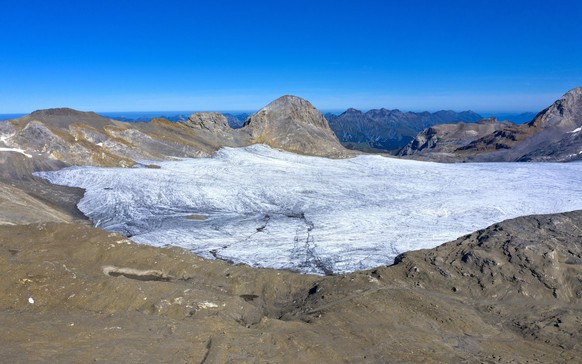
[325,109,483,151]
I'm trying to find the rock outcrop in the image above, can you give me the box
[397,118,513,161]
[184,112,231,131]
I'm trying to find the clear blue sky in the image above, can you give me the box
[1,0,581,113]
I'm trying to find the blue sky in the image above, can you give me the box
[1,0,581,113]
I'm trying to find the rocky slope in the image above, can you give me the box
[1,211,580,362]
[326,108,482,152]
[400,87,582,162]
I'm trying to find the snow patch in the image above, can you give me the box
[0,134,12,144]
[35,145,582,274]
[0,147,32,158]
[569,126,582,133]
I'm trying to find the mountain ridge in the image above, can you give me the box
[399,87,582,162]
[326,107,482,151]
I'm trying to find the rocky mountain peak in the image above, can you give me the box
[527,87,582,129]
[262,95,309,109]
[245,95,331,130]
[242,95,347,157]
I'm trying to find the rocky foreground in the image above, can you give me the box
[1,211,581,362]
[1,93,581,362]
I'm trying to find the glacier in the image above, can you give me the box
[35,145,582,274]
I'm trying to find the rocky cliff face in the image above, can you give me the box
[400,87,582,162]
[327,108,482,152]
[243,95,348,157]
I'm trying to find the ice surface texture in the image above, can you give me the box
[36,145,582,274]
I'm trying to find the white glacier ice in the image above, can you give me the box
[35,145,582,274]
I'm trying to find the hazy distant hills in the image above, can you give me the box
[325,108,483,151]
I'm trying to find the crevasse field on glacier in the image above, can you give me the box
[35,145,582,274]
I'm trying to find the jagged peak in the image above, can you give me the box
[527,86,582,128]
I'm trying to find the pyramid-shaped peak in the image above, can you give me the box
[242,95,346,156]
